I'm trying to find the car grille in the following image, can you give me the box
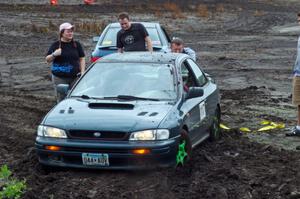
[63,147,129,154]
[68,130,128,141]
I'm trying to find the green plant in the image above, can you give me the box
[0,165,11,180]
[0,165,26,199]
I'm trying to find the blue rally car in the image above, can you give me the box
[35,52,220,169]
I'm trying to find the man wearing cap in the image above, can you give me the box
[171,37,196,61]
[46,22,85,102]
[117,12,153,53]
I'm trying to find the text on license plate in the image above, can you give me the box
[82,153,109,166]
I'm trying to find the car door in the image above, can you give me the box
[180,58,211,144]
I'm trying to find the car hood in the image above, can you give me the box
[43,98,174,132]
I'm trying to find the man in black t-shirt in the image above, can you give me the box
[117,12,153,53]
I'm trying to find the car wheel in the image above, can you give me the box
[209,108,221,141]
[176,129,192,167]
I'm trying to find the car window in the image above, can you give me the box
[186,59,207,87]
[100,27,162,47]
[100,27,119,46]
[181,62,198,89]
[71,63,177,100]
[161,26,171,43]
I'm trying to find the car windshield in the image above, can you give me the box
[70,63,177,101]
[100,27,162,47]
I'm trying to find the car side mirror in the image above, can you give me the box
[57,84,69,97]
[204,73,215,83]
[205,73,211,77]
[186,87,204,100]
[93,36,99,43]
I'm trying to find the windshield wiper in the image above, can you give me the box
[103,95,159,101]
[153,46,163,49]
[98,45,117,49]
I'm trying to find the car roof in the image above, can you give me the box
[109,22,158,28]
[98,52,187,64]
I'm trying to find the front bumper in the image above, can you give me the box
[35,136,179,170]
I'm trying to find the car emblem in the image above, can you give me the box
[94,132,101,137]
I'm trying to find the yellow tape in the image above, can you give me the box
[275,123,285,129]
[220,123,230,130]
[239,127,251,132]
[220,121,285,133]
[257,125,277,132]
[260,120,270,125]
[257,121,285,132]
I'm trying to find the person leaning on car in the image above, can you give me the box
[45,22,86,102]
[171,37,196,61]
[116,12,153,53]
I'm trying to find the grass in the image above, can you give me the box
[0,165,26,199]
[216,4,225,13]
[31,20,106,34]
[31,23,50,33]
[197,4,209,18]
[163,2,186,19]
[75,20,105,34]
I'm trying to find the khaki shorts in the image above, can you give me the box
[293,76,300,105]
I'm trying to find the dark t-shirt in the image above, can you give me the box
[47,40,85,77]
[116,23,149,52]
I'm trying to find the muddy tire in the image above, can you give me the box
[209,108,221,141]
[175,129,192,167]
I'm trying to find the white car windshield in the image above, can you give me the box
[70,63,177,101]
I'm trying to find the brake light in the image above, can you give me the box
[90,56,101,63]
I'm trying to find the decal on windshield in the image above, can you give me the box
[102,40,112,45]
[152,40,161,45]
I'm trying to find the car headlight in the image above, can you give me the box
[37,125,67,138]
[129,129,169,141]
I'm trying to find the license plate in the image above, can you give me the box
[82,153,109,166]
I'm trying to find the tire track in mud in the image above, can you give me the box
[11,131,300,199]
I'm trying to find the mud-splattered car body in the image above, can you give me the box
[35,52,220,169]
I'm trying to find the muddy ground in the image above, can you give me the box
[1,0,300,198]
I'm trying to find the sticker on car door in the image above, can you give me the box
[199,101,206,121]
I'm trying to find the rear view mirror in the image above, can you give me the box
[186,87,204,100]
[93,36,99,43]
[57,84,69,97]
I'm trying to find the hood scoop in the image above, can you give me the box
[149,112,158,117]
[88,102,134,110]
